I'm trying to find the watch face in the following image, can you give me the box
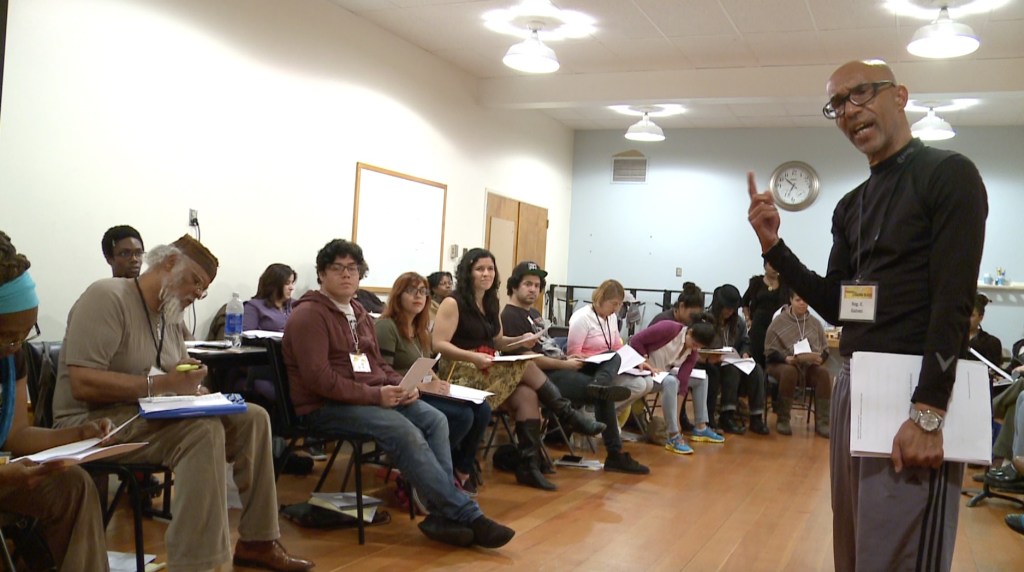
[770,161,820,211]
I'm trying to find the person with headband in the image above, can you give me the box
[0,231,111,571]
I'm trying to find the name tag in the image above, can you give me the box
[839,282,877,323]
[349,352,372,373]
[793,338,812,355]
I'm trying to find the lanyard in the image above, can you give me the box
[348,316,361,352]
[795,312,808,341]
[594,306,614,350]
[134,278,165,372]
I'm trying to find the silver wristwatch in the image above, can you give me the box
[909,406,944,432]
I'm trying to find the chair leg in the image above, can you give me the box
[273,437,301,481]
[314,441,345,493]
[351,441,366,545]
[123,470,146,572]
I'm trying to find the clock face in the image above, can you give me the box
[770,161,820,211]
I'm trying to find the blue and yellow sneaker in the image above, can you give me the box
[691,426,726,444]
[665,434,694,455]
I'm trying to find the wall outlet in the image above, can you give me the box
[449,243,460,260]
[675,267,682,277]
[188,209,199,227]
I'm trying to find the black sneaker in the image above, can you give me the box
[749,416,770,435]
[603,451,650,475]
[470,516,515,548]
[418,514,474,547]
[719,412,746,435]
[585,384,631,403]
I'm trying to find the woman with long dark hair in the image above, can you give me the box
[376,272,491,493]
[709,284,769,435]
[243,263,296,332]
[433,248,604,491]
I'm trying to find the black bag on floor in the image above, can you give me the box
[279,502,391,529]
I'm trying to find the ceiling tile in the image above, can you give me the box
[818,28,901,65]
[556,0,663,40]
[633,0,737,37]
[744,31,832,66]
[717,0,816,33]
[671,34,758,68]
[808,0,896,31]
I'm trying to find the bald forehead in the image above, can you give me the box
[827,60,896,96]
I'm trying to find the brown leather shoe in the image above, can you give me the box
[233,539,314,572]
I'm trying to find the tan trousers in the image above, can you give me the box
[57,404,281,572]
[0,466,109,571]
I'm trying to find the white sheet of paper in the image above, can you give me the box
[584,352,615,364]
[615,345,646,374]
[688,368,708,380]
[968,347,1013,383]
[446,384,494,404]
[491,354,540,362]
[793,338,813,355]
[241,329,283,340]
[139,392,232,413]
[650,371,669,384]
[398,356,440,392]
[849,351,990,465]
[723,357,756,375]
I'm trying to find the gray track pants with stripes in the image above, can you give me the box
[832,361,964,572]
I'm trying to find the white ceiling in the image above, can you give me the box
[326,0,1024,129]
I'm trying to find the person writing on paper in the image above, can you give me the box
[706,284,770,435]
[747,60,987,572]
[500,262,649,475]
[284,240,514,548]
[53,235,313,572]
[629,312,724,454]
[433,248,605,491]
[0,231,111,571]
[244,263,296,332]
[375,271,491,494]
[764,291,831,437]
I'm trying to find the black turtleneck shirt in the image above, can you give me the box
[765,138,988,409]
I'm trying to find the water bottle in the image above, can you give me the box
[225,292,244,348]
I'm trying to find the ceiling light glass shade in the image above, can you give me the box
[911,110,955,141]
[624,113,665,142]
[502,30,559,73]
[907,8,979,59]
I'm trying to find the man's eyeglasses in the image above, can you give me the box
[823,81,895,119]
[2,323,41,351]
[404,287,429,297]
[114,249,146,260]
[326,263,362,276]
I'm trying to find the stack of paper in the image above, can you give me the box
[13,415,146,466]
[849,352,991,464]
[553,457,604,471]
[241,330,283,340]
[138,393,247,419]
[446,385,494,404]
[698,346,755,374]
[309,492,383,523]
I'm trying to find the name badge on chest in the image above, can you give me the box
[349,352,372,373]
[839,281,878,323]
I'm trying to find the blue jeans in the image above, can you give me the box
[303,399,483,524]
[420,394,491,476]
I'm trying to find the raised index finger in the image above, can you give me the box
[747,171,759,199]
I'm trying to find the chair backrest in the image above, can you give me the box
[264,338,304,438]
[206,303,228,342]
[24,341,60,429]
[548,325,569,339]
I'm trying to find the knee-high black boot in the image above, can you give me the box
[515,420,557,491]
[536,380,606,436]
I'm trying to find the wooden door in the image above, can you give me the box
[485,193,548,312]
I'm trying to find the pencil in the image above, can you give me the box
[446,363,457,383]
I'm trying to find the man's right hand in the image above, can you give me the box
[747,171,781,253]
[159,365,208,396]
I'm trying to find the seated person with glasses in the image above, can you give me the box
[101,224,145,279]
[53,235,313,572]
[283,239,514,548]
[0,231,111,571]
[375,272,491,495]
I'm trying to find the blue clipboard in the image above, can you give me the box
[139,393,248,419]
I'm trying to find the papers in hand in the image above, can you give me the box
[13,415,147,465]
[138,392,247,419]
[697,346,756,374]
[968,347,1014,387]
[309,492,383,523]
[849,351,991,465]
[446,385,493,404]
[398,356,440,392]
[586,345,647,374]
[504,332,542,350]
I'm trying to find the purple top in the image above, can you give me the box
[243,297,293,332]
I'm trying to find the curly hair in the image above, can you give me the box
[454,248,500,326]
[315,239,367,284]
[381,272,432,351]
[0,231,31,286]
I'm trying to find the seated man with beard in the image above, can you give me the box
[52,235,313,572]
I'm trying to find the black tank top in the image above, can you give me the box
[450,296,499,350]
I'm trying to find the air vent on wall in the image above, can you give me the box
[612,150,647,183]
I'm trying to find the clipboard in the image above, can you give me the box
[398,356,440,392]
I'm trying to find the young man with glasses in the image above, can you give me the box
[747,60,987,572]
[101,225,146,279]
[53,235,314,571]
[283,239,515,549]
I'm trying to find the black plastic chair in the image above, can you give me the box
[264,339,412,544]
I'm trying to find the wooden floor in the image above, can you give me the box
[107,408,1024,571]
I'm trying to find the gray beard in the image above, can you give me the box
[158,281,186,324]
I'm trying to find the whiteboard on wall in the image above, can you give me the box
[352,163,447,291]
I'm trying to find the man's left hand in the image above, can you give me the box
[891,409,945,473]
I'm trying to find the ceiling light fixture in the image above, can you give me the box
[608,104,686,118]
[907,6,980,58]
[502,28,559,73]
[625,112,665,142]
[911,108,956,140]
